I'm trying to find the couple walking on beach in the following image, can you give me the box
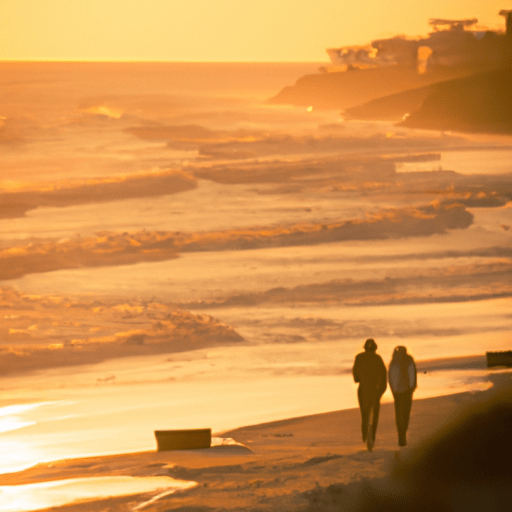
[353,338,417,448]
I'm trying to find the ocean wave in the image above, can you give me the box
[191,153,512,208]
[0,289,243,376]
[0,169,197,219]
[183,259,512,309]
[0,230,181,280]
[79,93,211,121]
[125,121,465,159]
[1,147,509,225]
[126,124,264,149]
[173,201,474,252]
[197,132,455,159]
[0,201,473,280]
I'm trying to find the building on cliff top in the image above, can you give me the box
[325,11,512,74]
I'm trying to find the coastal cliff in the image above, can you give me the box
[270,11,512,134]
[270,64,512,134]
[399,66,512,133]
[267,65,484,110]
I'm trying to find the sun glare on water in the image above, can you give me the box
[0,403,60,434]
[0,440,42,476]
[0,476,197,512]
[0,402,64,474]
[0,405,38,434]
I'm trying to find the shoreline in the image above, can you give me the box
[0,354,500,471]
[0,370,512,478]
[0,389,496,482]
[0,369,512,512]
[1,371,510,511]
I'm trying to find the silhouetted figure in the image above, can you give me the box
[389,346,417,446]
[352,338,387,444]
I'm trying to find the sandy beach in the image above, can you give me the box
[0,59,511,511]
[1,369,510,512]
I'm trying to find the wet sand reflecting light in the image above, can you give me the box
[0,475,196,512]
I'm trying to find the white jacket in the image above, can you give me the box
[389,355,416,393]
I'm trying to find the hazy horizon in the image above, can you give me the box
[1,1,507,61]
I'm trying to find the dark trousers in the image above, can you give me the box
[393,390,413,444]
[358,387,381,441]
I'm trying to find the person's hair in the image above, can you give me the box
[364,338,377,351]
[393,346,407,357]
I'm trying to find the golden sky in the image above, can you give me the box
[1,0,509,62]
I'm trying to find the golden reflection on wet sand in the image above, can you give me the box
[0,476,196,512]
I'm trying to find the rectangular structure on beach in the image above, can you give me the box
[486,351,512,368]
[155,429,212,451]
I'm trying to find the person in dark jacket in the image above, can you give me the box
[388,345,417,446]
[352,338,387,444]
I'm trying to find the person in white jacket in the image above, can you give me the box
[388,346,417,446]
